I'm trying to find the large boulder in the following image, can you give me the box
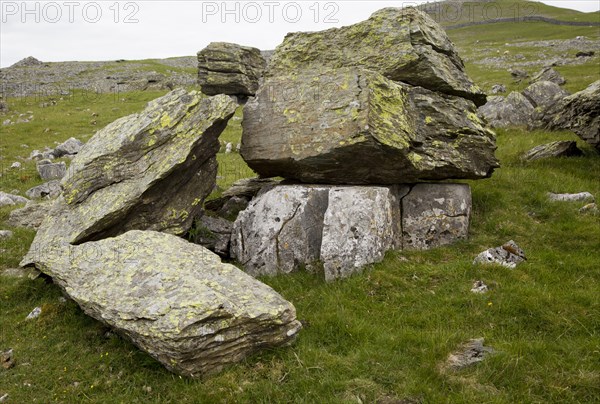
[543,80,600,152]
[478,92,534,128]
[231,183,472,281]
[21,89,236,263]
[267,7,486,106]
[242,68,498,184]
[197,42,267,97]
[23,230,302,377]
[401,183,471,250]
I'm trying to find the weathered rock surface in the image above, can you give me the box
[522,141,582,161]
[232,184,472,280]
[321,186,403,281]
[522,81,569,111]
[52,137,84,158]
[242,68,498,184]
[11,56,43,67]
[266,8,486,105]
[0,230,13,240]
[198,42,266,96]
[231,185,330,277]
[490,84,506,94]
[7,201,52,230]
[192,215,233,257]
[37,160,67,180]
[547,192,595,203]
[478,92,534,127]
[21,89,237,264]
[401,184,471,250]
[205,177,280,217]
[473,240,526,269]
[23,230,302,377]
[543,80,600,152]
[26,180,62,199]
[580,203,599,215]
[0,192,29,207]
[529,67,566,86]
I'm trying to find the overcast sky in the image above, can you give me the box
[1,1,598,67]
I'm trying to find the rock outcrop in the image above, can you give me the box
[232,183,471,281]
[197,42,267,97]
[543,80,600,152]
[22,89,236,263]
[242,68,498,184]
[25,230,301,377]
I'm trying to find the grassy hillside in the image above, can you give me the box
[420,0,600,26]
[1,2,599,402]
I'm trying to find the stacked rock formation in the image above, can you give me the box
[232,7,499,281]
[21,89,302,377]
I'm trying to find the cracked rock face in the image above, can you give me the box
[232,183,471,280]
[478,92,534,128]
[28,230,302,378]
[197,42,267,96]
[242,68,498,184]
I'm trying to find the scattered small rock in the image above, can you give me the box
[470,281,489,294]
[10,162,21,169]
[529,67,566,86]
[579,203,599,215]
[1,349,15,369]
[444,338,494,370]
[509,68,529,81]
[547,192,595,203]
[522,141,582,161]
[29,150,44,160]
[53,137,83,158]
[36,160,67,181]
[0,393,8,403]
[0,230,13,240]
[26,307,42,320]
[225,142,233,154]
[575,51,594,58]
[0,192,29,207]
[2,119,11,126]
[142,386,152,393]
[473,240,526,269]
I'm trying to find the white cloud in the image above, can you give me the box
[1,0,598,67]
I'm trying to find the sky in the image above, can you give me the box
[1,1,598,67]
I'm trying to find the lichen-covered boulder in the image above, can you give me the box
[401,184,471,250]
[231,185,330,276]
[21,89,236,264]
[267,7,486,105]
[321,186,404,281]
[24,230,301,377]
[198,42,266,96]
[522,141,582,161]
[7,201,52,230]
[478,92,534,128]
[242,68,498,184]
[543,80,600,152]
